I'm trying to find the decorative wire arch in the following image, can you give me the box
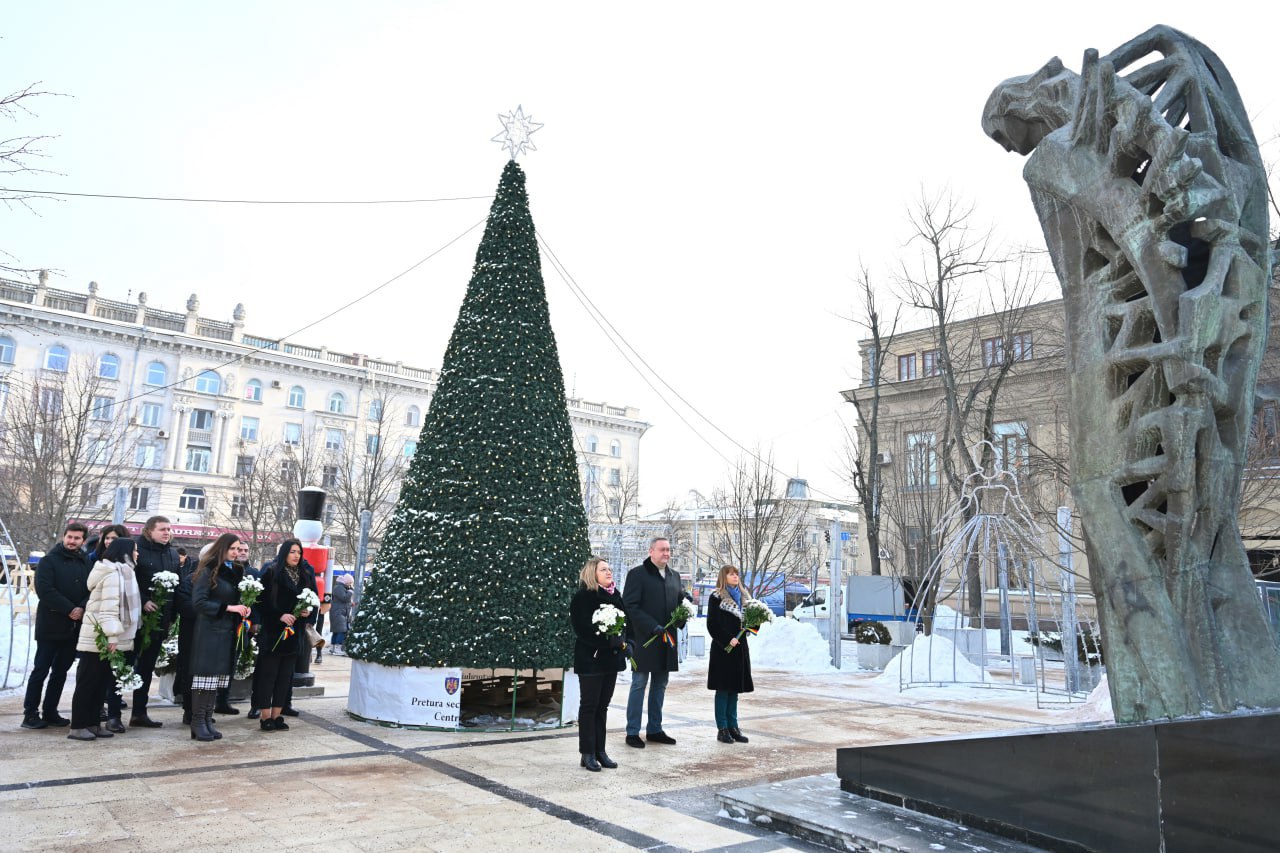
[0,513,34,690]
[896,442,1102,704]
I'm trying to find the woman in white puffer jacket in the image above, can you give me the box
[68,537,141,741]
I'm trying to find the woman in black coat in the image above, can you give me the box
[569,557,627,772]
[189,533,250,742]
[705,564,754,745]
[254,539,314,732]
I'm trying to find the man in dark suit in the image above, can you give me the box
[622,537,683,748]
[22,522,90,729]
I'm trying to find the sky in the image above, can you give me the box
[3,2,1276,514]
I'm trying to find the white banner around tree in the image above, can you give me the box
[348,660,463,727]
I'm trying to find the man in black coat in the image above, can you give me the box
[130,516,180,727]
[622,537,683,748]
[22,522,90,729]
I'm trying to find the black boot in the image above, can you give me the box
[580,753,601,772]
[190,692,216,742]
[205,697,223,740]
[728,727,749,743]
[105,717,127,734]
[596,751,618,769]
[213,687,239,715]
[717,728,734,744]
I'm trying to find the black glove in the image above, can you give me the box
[608,634,625,651]
[651,624,667,638]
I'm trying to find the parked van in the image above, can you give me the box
[789,576,918,631]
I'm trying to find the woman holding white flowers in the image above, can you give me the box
[68,537,141,741]
[254,539,314,732]
[706,564,754,745]
[189,533,251,742]
[569,557,627,772]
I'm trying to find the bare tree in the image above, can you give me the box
[2,82,63,275]
[704,449,812,600]
[325,390,409,566]
[599,466,641,524]
[840,266,899,576]
[0,357,140,556]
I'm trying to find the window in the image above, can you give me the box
[274,502,291,523]
[323,506,337,525]
[610,440,621,458]
[905,431,939,490]
[129,487,150,511]
[608,498,621,518]
[1012,332,1033,362]
[190,409,214,431]
[98,354,120,380]
[240,416,260,441]
[44,345,69,372]
[38,388,63,415]
[281,459,298,480]
[244,379,263,402]
[586,435,598,453]
[287,385,305,408]
[88,437,110,465]
[140,401,163,428]
[0,381,8,417]
[1256,403,1280,459]
[135,444,159,469]
[91,396,115,421]
[922,349,942,377]
[236,454,255,478]
[325,429,345,451]
[145,361,167,386]
[230,496,247,518]
[608,468,621,487]
[366,434,381,455]
[80,484,96,507]
[178,487,207,511]
[328,392,346,414]
[368,399,384,422]
[185,447,211,473]
[283,422,302,446]
[993,421,1030,474]
[194,370,220,394]
[403,439,418,458]
[982,337,1005,368]
[866,345,879,386]
[322,465,339,488]
[898,353,917,381]
[0,335,14,364]
[405,405,421,427]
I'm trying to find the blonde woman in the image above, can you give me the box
[68,537,141,741]
[705,564,753,744]
[569,557,627,772]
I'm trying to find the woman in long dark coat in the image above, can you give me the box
[189,533,250,742]
[705,564,753,745]
[569,557,627,772]
[328,574,354,655]
[254,539,313,732]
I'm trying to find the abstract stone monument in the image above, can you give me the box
[984,26,1280,722]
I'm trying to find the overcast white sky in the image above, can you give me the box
[4,3,1276,513]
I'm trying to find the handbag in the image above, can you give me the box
[305,624,325,649]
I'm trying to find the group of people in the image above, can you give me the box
[568,537,754,772]
[23,519,355,743]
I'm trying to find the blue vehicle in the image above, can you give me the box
[691,578,809,617]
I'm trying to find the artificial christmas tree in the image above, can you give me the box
[346,160,589,674]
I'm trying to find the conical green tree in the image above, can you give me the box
[346,161,589,669]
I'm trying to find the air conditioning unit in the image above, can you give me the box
[129,416,139,425]
[271,380,282,389]
[157,430,168,439]
[875,451,893,465]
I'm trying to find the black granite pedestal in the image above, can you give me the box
[837,710,1280,852]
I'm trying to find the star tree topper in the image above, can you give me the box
[492,105,543,160]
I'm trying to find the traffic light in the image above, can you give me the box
[823,530,831,544]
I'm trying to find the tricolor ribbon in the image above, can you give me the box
[271,624,296,652]
[662,630,676,648]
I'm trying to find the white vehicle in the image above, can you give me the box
[788,576,917,632]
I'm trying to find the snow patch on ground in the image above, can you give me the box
[872,634,984,686]
[749,618,837,673]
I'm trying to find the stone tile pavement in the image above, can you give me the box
[1,653,1079,852]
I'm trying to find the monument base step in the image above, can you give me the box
[718,774,1046,853]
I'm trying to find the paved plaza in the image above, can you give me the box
[1,648,1085,852]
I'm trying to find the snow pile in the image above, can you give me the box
[749,618,836,673]
[931,604,968,629]
[1055,675,1116,724]
[872,633,984,685]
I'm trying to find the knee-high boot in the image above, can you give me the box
[190,691,216,742]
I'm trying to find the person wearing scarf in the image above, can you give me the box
[189,534,251,742]
[254,539,313,733]
[569,557,628,772]
[68,536,141,741]
[706,564,754,745]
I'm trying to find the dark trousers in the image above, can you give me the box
[71,652,121,729]
[253,653,297,710]
[131,628,165,713]
[24,639,77,718]
[577,671,618,756]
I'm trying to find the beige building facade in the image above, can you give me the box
[0,275,648,556]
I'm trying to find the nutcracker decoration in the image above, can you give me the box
[292,487,330,683]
